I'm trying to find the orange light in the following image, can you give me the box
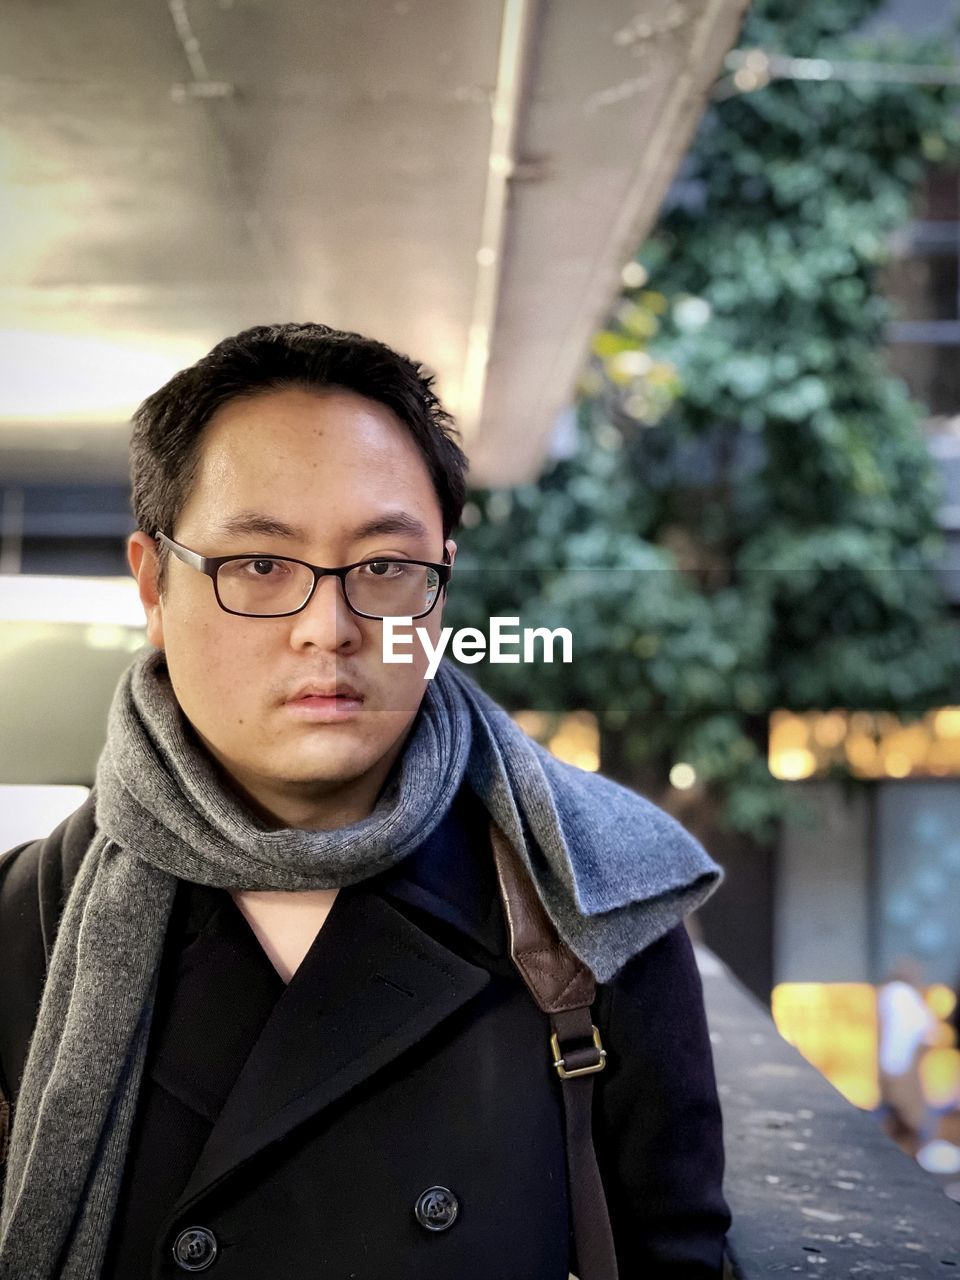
[767,707,960,779]
[772,983,879,1110]
[920,1049,960,1109]
[773,982,960,1112]
[927,984,958,1022]
[514,710,600,773]
[934,708,960,737]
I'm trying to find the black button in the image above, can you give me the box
[172,1226,219,1271]
[414,1185,459,1231]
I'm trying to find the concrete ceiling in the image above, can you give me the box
[0,0,748,489]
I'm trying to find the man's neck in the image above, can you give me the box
[231,886,340,983]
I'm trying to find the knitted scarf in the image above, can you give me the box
[0,647,720,1279]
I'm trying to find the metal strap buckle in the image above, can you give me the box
[550,1024,607,1079]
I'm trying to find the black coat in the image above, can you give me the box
[0,789,730,1279]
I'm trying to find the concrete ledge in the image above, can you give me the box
[696,947,960,1275]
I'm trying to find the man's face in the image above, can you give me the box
[128,386,456,825]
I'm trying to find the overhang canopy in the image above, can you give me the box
[0,0,748,488]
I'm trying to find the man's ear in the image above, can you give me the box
[442,538,457,595]
[127,531,165,649]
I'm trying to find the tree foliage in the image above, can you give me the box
[446,0,960,836]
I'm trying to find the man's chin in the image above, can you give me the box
[274,742,398,792]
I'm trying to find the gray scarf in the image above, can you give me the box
[0,647,720,1280]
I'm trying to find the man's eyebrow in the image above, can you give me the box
[213,512,307,541]
[211,511,431,543]
[350,513,430,541]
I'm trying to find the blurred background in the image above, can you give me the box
[5,0,960,1201]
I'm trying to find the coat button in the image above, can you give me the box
[172,1226,219,1271]
[414,1185,459,1231]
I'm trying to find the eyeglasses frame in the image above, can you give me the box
[155,531,452,621]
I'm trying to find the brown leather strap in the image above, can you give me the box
[490,824,619,1280]
[552,1008,619,1280]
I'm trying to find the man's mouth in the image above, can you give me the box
[284,683,365,721]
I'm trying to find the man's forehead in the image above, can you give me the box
[182,387,446,537]
[195,388,437,484]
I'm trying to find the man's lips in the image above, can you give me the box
[283,683,365,722]
[287,683,363,701]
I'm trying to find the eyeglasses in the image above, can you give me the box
[156,532,451,620]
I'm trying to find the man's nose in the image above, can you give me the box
[287,573,363,651]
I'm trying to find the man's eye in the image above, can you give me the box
[365,561,403,577]
[238,558,285,577]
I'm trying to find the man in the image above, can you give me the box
[0,322,730,1279]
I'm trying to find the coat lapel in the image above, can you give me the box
[147,885,285,1125]
[174,884,491,1212]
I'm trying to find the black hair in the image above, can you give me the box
[130,322,468,577]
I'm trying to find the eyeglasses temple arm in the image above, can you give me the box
[156,532,207,573]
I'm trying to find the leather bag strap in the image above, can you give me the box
[489,823,619,1280]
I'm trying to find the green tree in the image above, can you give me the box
[446,0,960,839]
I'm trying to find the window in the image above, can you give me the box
[882,168,960,421]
